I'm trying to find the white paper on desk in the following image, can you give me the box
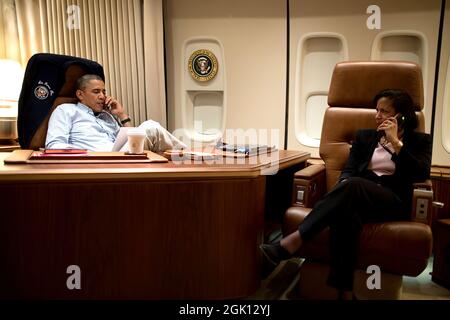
[111,127,133,151]
[184,151,221,160]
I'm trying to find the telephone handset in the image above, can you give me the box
[395,113,406,130]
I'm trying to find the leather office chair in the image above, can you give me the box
[17,53,104,149]
[283,61,433,299]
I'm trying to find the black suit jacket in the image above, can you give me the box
[339,129,432,211]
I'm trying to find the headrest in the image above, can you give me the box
[59,64,91,96]
[327,61,424,111]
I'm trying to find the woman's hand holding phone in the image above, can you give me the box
[377,113,405,153]
[377,113,403,142]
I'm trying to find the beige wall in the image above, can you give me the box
[432,1,450,167]
[165,0,447,166]
[287,0,441,157]
[164,0,287,147]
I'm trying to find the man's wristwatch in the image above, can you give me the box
[120,117,131,125]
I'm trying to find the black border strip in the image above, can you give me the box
[430,0,446,142]
[284,0,290,150]
[162,0,169,129]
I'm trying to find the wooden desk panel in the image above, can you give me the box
[0,150,309,299]
[0,150,307,181]
[0,141,20,152]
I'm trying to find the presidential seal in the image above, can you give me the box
[188,49,218,82]
[34,85,50,100]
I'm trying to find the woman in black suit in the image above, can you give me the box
[260,89,432,299]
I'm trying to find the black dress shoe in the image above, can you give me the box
[259,242,292,268]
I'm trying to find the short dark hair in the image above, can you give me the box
[76,74,103,91]
[372,89,419,131]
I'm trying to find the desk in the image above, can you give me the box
[0,150,309,299]
[0,140,20,152]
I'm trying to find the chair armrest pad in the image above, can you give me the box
[294,164,326,180]
[413,179,432,190]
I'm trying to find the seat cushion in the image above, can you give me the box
[283,206,432,277]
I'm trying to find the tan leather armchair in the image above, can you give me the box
[283,61,433,300]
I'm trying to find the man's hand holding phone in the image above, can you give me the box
[104,96,124,115]
[104,96,119,112]
[104,95,131,126]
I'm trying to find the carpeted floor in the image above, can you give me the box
[248,256,450,300]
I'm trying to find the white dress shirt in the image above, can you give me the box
[45,102,120,151]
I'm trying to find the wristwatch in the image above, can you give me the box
[120,117,131,125]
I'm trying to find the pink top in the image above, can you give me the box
[368,143,396,176]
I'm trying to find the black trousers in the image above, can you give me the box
[298,176,405,291]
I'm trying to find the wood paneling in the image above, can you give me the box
[432,219,450,289]
[0,177,265,299]
[431,177,450,220]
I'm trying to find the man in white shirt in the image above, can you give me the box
[45,74,186,152]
